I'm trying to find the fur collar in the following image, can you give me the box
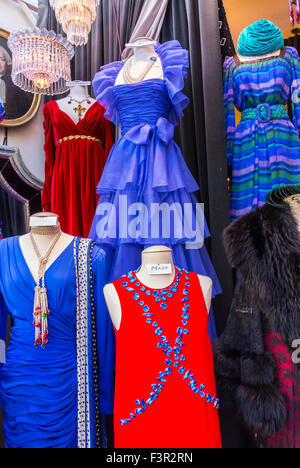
[224,204,300,342]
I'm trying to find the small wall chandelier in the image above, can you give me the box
[50,0,100,46]
[8,27,74,95]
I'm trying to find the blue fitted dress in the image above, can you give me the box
[0,237,114,448]
[89,41,222,336]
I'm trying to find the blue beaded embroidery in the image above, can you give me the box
[120,268,219,427]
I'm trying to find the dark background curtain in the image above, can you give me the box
[0,185,26,237]
[285,32,300,52]
[219,0,236,61]
[161,0,233,335]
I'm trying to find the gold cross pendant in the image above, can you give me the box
[74,104,87,119]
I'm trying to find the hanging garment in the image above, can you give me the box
[42,101,114,238]
[224,46,300,221]
[90,40,222,337]
[214,203,300,448]
[112,267,221,448]
[0,237,114,448]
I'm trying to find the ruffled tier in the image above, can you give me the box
[98,118,199,194]
[92,40,190,126]
[90,187,208,247]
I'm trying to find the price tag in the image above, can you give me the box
[0,339,5,364]
[147,264,172,275]
[30,216,58,227]
[66,81,91,87]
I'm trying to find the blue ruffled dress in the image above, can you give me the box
[90,41,222,335]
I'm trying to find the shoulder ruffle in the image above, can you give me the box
[156,40,190,125]
[92,61,124,124]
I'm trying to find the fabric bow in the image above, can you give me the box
[124,117,175,145]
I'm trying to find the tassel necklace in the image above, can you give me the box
[30,229,62,348]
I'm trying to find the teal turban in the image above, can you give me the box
[237,19,284,57]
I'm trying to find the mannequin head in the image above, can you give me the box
[266,185,300,230]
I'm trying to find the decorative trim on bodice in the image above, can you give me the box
[74,238,101,448]
[119,268,219,427]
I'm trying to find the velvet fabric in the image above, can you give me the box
[42,100,114,238]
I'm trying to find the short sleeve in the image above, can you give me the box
[92,245,115,415]
[156,40,190,125]
[92,61,124,125]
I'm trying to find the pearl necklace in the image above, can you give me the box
[68,96,91,105]
[123,54,158,84]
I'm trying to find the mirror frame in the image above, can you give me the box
[0,28,41,128]
[0,144,42,231]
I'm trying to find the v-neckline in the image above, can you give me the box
[17,236,75,285]
[54,100,98,126]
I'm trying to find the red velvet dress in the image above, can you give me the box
[42,100,114,237]
[113,267,222,448]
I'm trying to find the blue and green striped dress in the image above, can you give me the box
[224,46,300,220]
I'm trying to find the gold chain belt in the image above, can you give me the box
[57,135,102,145]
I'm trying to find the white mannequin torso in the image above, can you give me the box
[104,246,213,331]
[19,213,74,282]
[56,85,96,124]
[115,44,164,86]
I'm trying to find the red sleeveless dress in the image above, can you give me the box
[113,267,222,448]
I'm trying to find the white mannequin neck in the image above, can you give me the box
[69,85,90,101]
[55,85,96,123]
[19,213,74,282]
[238,49,281,62]
[132,45,157,62]
[136,246,175,289]
[115,45,163,86]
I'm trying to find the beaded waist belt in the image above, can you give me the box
[241,104,288,123]
[57,135,102,145]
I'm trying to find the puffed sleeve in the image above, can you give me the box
[286,47,300,134]
[92,61,124,125]
[223,58,236,165]
[42,103,56,212]
[156,40,190,125]
[92,245,115,415]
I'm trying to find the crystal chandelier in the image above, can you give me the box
[50,0,100,46]
[8,28,74,95]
